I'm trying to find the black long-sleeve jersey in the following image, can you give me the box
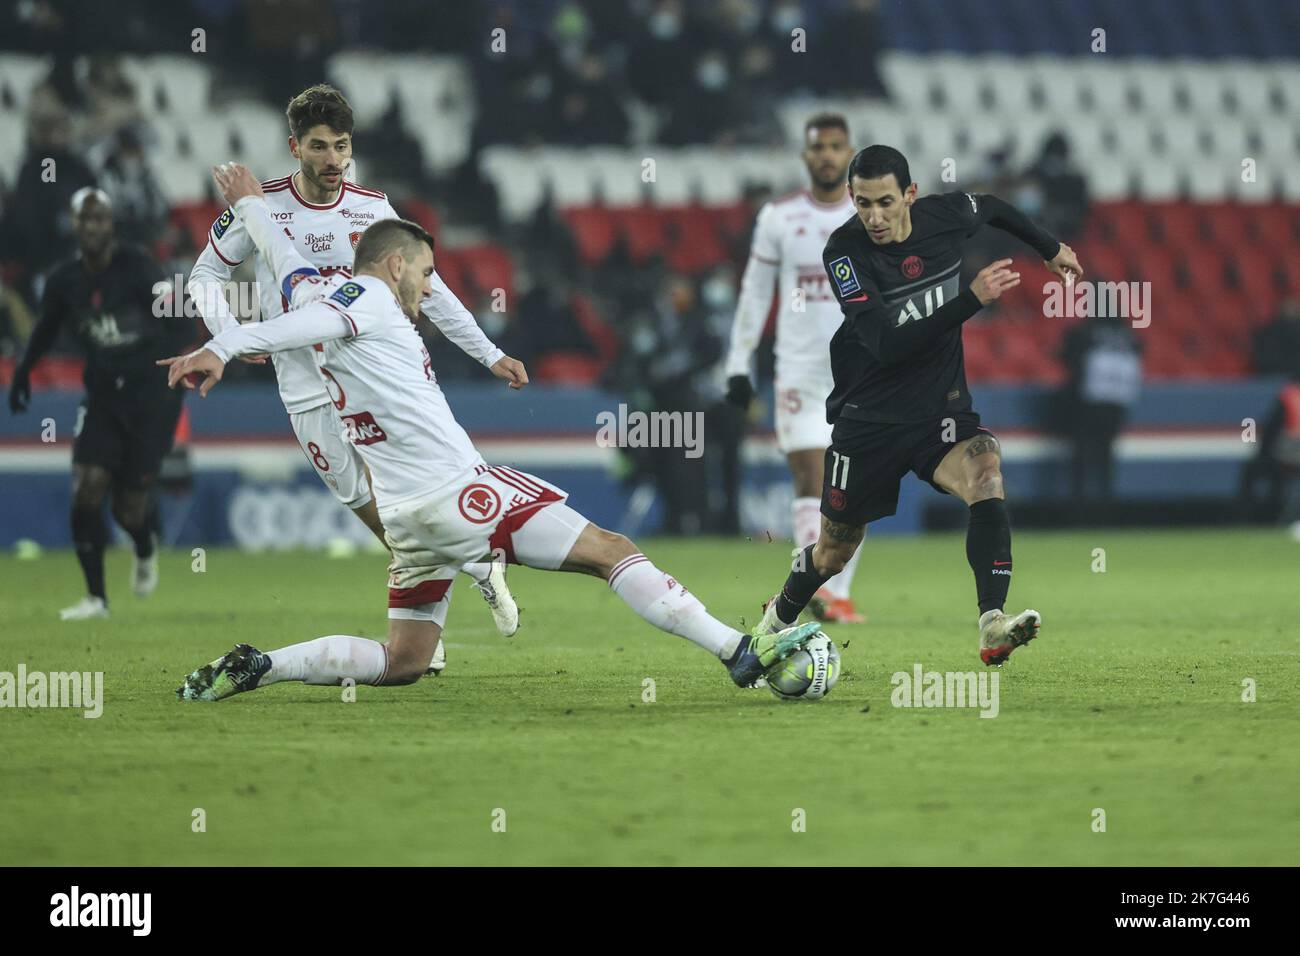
[18,244,191,390]
[822,191,1060,424]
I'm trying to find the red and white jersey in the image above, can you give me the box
[191,174,395,413]
[205,272,485,510]
[725,188,855,385]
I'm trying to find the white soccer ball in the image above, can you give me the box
[766,634,840,701]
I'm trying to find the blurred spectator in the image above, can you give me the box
[1059,313,1144,504]
[0,106,97,295]
[1025,131,1089,241]
[1251,298,1300,378]
[813,0,888,98]
[98,127,170,248]
[1239,381,1300,527]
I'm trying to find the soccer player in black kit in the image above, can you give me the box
[8,188,192,620]
[752,145,1083,665]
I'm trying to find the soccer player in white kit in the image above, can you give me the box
[164,165,823,701]
[186,86,524,667]
[724,114,864,624]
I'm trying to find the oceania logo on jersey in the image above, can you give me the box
[827,255,861,297]
[329,281,366,307]
[212,208,235,239]
[340,209,375,220]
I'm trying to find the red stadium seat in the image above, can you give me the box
[616,206,669,263]
[562,207,618,266]
[459,244,514,303]
[535,351,602,385]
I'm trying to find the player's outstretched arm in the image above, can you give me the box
[419,271,528,389]
[844,259,1019,366]
[157,301,353,396]
[966,192,1083,282]
[210,164,324,310]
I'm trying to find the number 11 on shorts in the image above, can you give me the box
[830,450,850,489]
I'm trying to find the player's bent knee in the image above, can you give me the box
[966,469,1004,504]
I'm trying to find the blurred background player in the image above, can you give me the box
[7,187,191,619]
[753,145,1082,665]
[164,164,823,700]
[186,84,529,670]
[724,113,864,624]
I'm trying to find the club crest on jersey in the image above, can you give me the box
[458,484,502,524]
[349,231,362,249]
[212,208,235,239]
[901,255,924,279]
[828,255,861,298]
[329,281,366,307]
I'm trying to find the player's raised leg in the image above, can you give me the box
[506,501,822,687]
[930,432,1040,665]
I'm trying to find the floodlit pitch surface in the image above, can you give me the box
[2,530,1296,866]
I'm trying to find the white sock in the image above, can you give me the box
[607,553,742,659]
[264,635,388,686]
[824,542,862,600]
[793,496,820,549]
[461,562,492,584]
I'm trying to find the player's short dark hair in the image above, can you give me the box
[286,84,354,141]
[848,145,912,193]
[805,112,849,138]
[353,218,435,270]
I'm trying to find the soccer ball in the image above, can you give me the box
[766,634,840,701]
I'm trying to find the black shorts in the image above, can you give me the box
[821,411,993,526]
[73,378,184,486]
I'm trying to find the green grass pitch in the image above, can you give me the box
[1,529,1297,866]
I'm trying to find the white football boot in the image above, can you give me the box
[132,536,159,597]
[472,561,519,637]
[424,640,447,677]
[60,596,110,621]
[978,608,1041,666]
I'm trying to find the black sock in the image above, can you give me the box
[125,502,157,559]
[774,544,831,624]
[71,505,108,601]
[967,498,1012,615]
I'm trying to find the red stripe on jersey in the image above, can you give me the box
[207,238,242,267]
[321,300,358,336]
[288,176,343,210]
[344,182,387,200]
[844,293,869,302]
[261,176,292,189]
[388,578,452,608]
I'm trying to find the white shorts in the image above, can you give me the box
[382,464,588,621]
[290,404,372,509]
[774,380,833,455]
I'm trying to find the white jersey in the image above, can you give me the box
[188,173,505,414]
[204,272,485,511]
[724,189,855,385]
